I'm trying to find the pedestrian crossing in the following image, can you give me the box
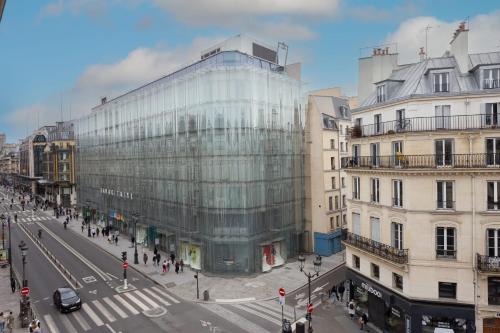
[12,215,52,223]
[39,287,181,332]
[220,300,297,329]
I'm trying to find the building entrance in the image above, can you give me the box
[484,318,500,333]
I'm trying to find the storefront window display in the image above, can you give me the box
[180,242,201,270]
[386,306,405,333]
[421,315,467,333]
[262,241,285,272]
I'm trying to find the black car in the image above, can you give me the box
[53,287,81,313]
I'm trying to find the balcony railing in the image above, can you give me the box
[484,79,500,89]
[437,200,455,210]
[342,153,500,169]
[342,230,409,264]
[477,254,500,273]
[351,114,499,138]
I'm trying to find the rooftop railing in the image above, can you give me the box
[342,229,409,264]
[351,114,499,138]
[342,153,500,169]
[477,254,500,273]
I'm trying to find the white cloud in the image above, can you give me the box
[384,11,500,64]
[39,0,108,20]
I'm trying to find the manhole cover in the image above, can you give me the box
[144,307,167,318]
[165,282,176,288]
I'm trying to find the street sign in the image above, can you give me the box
[279,287,285,297]
[20,287,29,296]
[278,287,286,305]
[122,262,128,269]
[307,303,313,313]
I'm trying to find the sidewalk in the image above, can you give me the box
[51,213,345,303]
[0,267,29,333]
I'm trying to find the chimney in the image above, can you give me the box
[450,21,470,73]
[101,97,107,105]
[419,47,426,61]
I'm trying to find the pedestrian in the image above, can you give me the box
[0,312,5,333]
[131,236,135,247]
[157,253,161,267]
[175,261,179,274]
[115,235,118,246]
[5,312,14,333]
[162,260,167,274]
[108,234,112,244]
[92,228,96,237]
[359,312,369,331]
[96,227,100,237]
[330,285,338,302]
[338,283,345,302]
[10,277,15,293]
[143,252,148,265]
[166,261,170,272]
[180,259,184,272]
[154,246,158,257]
[348,300,356,319]
[170,252,175,264]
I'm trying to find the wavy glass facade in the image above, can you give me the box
[76,51,305,274]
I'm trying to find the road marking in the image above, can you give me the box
[59,312,78,333]
[243,302,284,320]
[103,297,128,319]
[200,303,271,333]
[312,282,329,293]
[92,300,117,322]
[123,292,150,311]
[106,272,119,280]
[43,314,60,333]
[82,276,97,283]
[151,286,180,304]
[232,304,282,326]
[258,301,294,318]
[143,288,171,306]
[89,289,98,294]
[105,323,117,333]
[71,310,91,331]
[215,297,256,303]
[113,294,140,315]
[134,290,160,308]
[82,302,104,326]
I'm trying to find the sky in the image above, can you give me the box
[1,0,500,142]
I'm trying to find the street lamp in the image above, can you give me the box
[18,240,28,287]
[298,254,322,333]
[193,269,200,299]
[133,212,139,265]
[86,200,91,237]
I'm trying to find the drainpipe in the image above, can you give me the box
[468,133,478,328]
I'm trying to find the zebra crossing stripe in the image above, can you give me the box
[70,310,91,331]
[134,290,160,308]
[151,286,180,304]
[242,302,283,321]
[58,312,78,333]
[103,296,128,319]
[232,304,282,326]
[113,294,140,315]
[143,288,171,306]
[123,292,150,311]
[92,300,117,322]
[256,301,294,318]
[82,302,104,326]
[43,314,61,333]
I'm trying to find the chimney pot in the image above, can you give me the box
[101,97,107,105]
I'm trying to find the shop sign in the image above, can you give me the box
[100,187,134,199]
[361,281,382,298]
[437,322,451,329]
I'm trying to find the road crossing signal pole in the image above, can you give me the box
[122,251,128,290]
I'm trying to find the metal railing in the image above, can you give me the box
[351,114,499,138]
[342,153,500,169]
[477,254,500,273]
[483,79,500,89]
[437,200,455,210]
[436,249,457,259]
[342,230,409,264]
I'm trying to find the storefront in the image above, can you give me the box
[347,269,475,333]
[261,240,286,272]
[180,241,201,270]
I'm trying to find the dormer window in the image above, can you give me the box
[484,68,500,89]
[339,105,348,118]
[433,73,449,92]
[376,85,386,103]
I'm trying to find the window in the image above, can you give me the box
[370,216,380,242]
[340,142,345,152]
[340,105,348,118]
[352,145,361,166]
[393,273,403,290]
[343,214,347,225]
[436,227,456,259]
[438,282,457,299]
[329,196,333,211]
[336,215,340,228]
[435,105,451,129]
[485,103,499,126]
[335,196,339,210]
[484,68,500,89]
[396,109,406,130]
[353,255,360,269]
[377,85,386,103]
[487,229,500,257]
[488,277,500,305]
[374,114,382,133]
[331,177,336,189]
[355,118,362,127]
[487,181,500,210]
[340,125,343,134]
[433,72,449,92]
[371,143,380,166]
[341,177,345,188]
[353,177,360,200]
[392,179,403,207]
[352,213,360,235]
[342,195,346,207]
[371,178,380,203]
[392,141,403,167]
[331,157,335,170]
[391,222,403,249]
[371,264,380,279]
[330,139,335,149]
[486,138,500,166]
[435,138,453,166]
[437,181,454,209]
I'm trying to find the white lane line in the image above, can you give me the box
[123,292,150,311]
[200,303,271,333]
[242,302,283,320]
[82,302,104,326]
[92,299,117,322]
[58,312,78,333]
[143,288,171,306]
[103,297,128,319]
[232,304,282,326]
[43,314,61,333]
[134,290,160,308]
[113,294,140,315]
[106,323,117,333]
[215,297,256,303]
[257,301,294,318]
[151,286,180,304]
[106,272,119,280]
[71,310,91,331]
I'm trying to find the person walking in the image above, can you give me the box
[348,300,356,319]
[162,260,167,274]
[175,261,179,274]
[96,227,100,237]
[81,223,84,233]
[156,253,161,267]
[170,253,175,264]
[180,259,184,272]
[338,283,346,302]
[359,312,369,331]
[5,312,14,333]
[330,285,338,302]
[0,312,5,333]
[143,252,148,265]
[166,261,170,272]
[115,235,118,246]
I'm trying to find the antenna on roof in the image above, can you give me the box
[276,42,288,67]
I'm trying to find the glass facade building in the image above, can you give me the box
[76,50,306,274]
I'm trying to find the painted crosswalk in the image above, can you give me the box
[14,215,52,223]
[38,287,181,333]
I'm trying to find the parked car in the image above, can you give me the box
[53,287,81,313]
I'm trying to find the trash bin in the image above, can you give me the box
[203,290,209,301]
[295,321,305,333]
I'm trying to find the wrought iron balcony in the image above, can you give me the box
[477,254,500,273]
[342,153,500,169]
[351,114,499,138]
[342,230,409,264]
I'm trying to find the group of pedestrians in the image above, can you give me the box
[147,248,184,274]
[329,282,370,331]
[0,311,14,333]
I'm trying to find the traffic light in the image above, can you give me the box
[121,251,127,262]
[305,313,311,321]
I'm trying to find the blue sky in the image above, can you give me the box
[1,0,500,142]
